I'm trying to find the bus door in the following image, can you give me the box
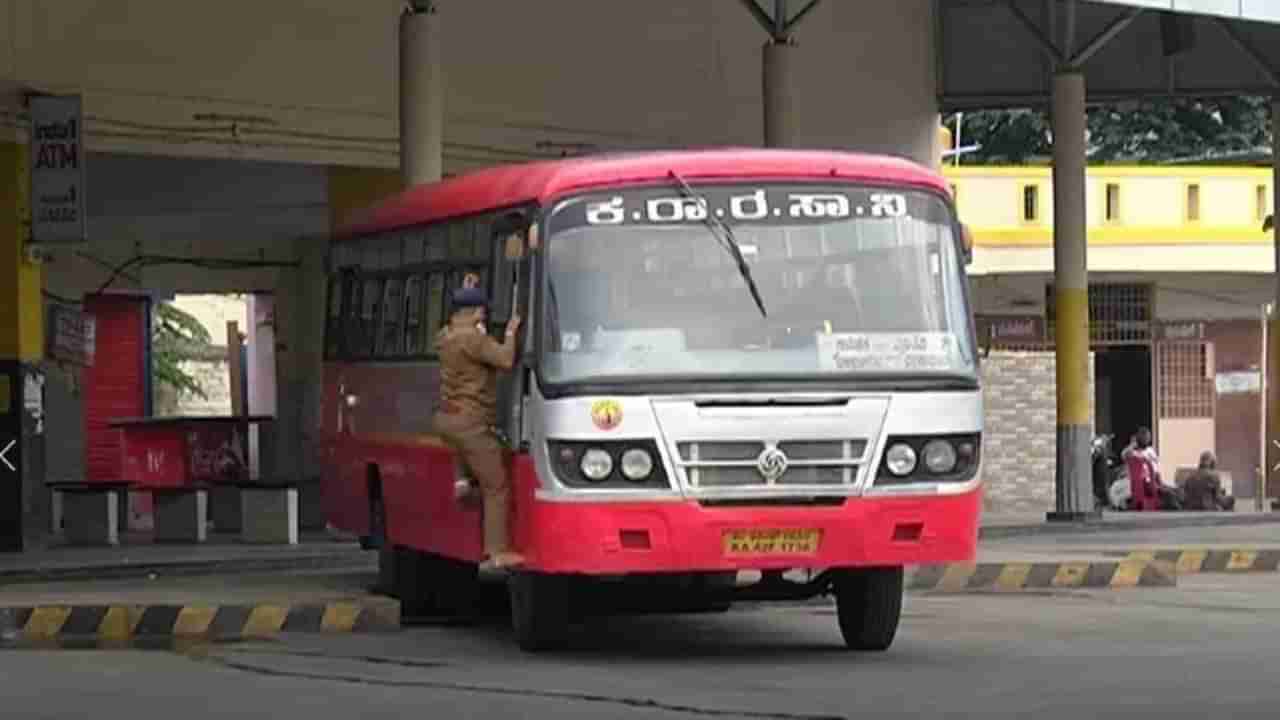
[489,211,536,452]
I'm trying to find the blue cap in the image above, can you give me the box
[451,287,488,309]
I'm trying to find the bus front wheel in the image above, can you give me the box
[833,566,904,652]
[509,571,570,652]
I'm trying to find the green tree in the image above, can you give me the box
[957,97,1272,164]
[151,301,215,401]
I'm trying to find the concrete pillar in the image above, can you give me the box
[1048,71,1094,520]
[400,2,444,186]
[1269,99,1280,504]
[246,293,277,480]
[0,140,47,551]
[763,40,798,148]
[270,238,327,529]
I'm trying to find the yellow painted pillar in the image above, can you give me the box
[1270,98,1280,506]
[0,141,43,363]
[1267,312,1279,504]
[1048,71,1095,521]
[1,139,45,551]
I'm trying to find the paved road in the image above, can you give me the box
[5,572,1280,718]
[982,521,1280,552]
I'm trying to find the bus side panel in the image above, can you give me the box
[318,359,495,562]
[383,440,485,563]
[318,360,435,536]
[319,362,367,536]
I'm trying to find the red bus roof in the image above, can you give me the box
[334,148,948,240]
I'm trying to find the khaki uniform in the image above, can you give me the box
[433,324,516,557]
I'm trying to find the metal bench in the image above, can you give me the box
[152,485,211,543]
[48,481,133,547]
[233,480,299,545]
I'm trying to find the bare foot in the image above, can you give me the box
[481,552,526,571]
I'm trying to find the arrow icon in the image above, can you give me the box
[0,440,14,473]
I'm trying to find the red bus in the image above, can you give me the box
[321,148,982,652]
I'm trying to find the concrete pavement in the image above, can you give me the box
[0,531,369,584]
[3,571,1279,718]
[0,511,1275,647]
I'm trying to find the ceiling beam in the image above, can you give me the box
[739,0,822,41]
[1005,0,1065,67]
[1068,7,1143,68]
[1216,18,1280,89]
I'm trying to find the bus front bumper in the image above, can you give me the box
[517,489,980,575]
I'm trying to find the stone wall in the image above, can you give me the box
[980,351,1095,515]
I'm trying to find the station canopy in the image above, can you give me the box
[940,0,1280,110]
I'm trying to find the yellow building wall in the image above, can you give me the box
[946,166,1274,250]
[0,141,44,363]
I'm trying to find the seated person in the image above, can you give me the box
[1183,451,1235,512]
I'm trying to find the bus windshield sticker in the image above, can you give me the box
[817,332,957,372]
[591,399,623,431]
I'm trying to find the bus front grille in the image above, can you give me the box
[675,439,867,489]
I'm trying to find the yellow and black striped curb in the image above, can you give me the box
[906,560,1177,593]
[1122,549,1280,574]
[0,599,400,644]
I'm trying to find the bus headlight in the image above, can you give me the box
[923,440,958,474]
[620,448,654,482]
[580,449,614,482]
[885,443,917,477]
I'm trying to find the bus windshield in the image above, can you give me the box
[540,182,975,385]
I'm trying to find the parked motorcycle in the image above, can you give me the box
[1091,434,1120,510]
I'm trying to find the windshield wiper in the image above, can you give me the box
[668,171,767,318]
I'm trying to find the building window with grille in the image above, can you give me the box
[1158,341,1215,419]
[1045,282,1153,345]
[1185,183,1200,223]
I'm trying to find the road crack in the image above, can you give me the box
[194,650,847,720]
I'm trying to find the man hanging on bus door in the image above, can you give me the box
[432,248,526,571]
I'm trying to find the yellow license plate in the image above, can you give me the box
[723,529,822,557]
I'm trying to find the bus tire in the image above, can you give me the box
[394,547,441,618]
[833,566,903,652]
[509,571,570,652]
[372,504,398,595]
[435,557,480,617]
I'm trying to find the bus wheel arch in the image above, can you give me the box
[360,463,386,550]
[833,566,904,652]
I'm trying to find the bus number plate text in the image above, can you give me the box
[722,528,822,557]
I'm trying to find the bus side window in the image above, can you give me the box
[423,273,445,352]
[403,275,423,355]
[378,276,404,357]
[341,275,362,358]
[359,277,383,357]
[448,222,471,260]
[325,274,343,358]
